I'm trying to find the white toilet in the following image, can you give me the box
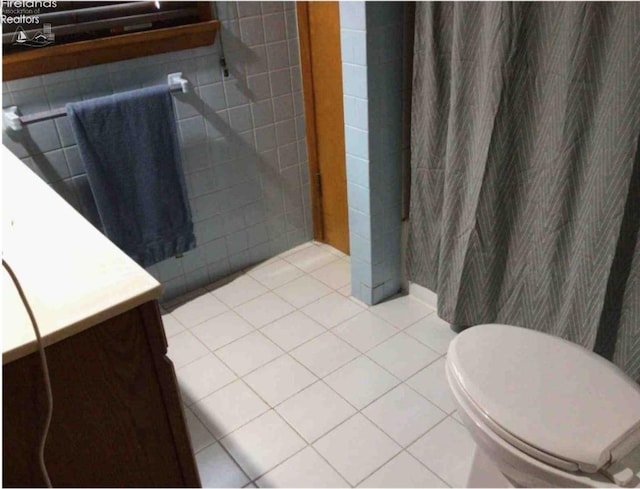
[446,324,640,487]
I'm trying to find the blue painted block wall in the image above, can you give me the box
[2,2,313,302]
[339,1,408,305]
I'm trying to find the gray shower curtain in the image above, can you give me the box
[408,2,640,381]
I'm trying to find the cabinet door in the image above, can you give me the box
[3,302,200,487]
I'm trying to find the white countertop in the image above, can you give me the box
[2,145,162,364]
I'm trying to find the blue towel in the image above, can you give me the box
[66,85,196,267]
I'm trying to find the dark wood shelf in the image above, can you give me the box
[3,20,220,81]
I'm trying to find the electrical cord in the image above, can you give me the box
[3,258,53,488]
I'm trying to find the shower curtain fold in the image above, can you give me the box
[408,2,640,381]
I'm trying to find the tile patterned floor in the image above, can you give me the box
[162,241,476,488]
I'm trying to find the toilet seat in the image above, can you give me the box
[447,324,640,485]
[447,359,581,471]
[447,363,621,487]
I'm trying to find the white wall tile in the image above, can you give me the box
[341,30,367,66]
[5,3,313,305]
[339,2,367,31]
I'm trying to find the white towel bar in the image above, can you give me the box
[3,72,189,131]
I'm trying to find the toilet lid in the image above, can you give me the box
[448,324,640,473]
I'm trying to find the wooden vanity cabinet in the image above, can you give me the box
[3,301,201,488]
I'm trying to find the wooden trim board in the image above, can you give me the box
[296,2,351,253]
[3,20,220,81]
[296,2,324,242]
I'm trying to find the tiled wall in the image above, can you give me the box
[340,1,408,305]
[2,1,312,301]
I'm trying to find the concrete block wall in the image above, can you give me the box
[2,1,312,302]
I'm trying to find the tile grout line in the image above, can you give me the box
[300,405,411,489]
[173,268,341,401]
[297,296,365,330]
[385,449,451,488]
[184,337,447,461]
[402,414,458,487]
[271,293,456,484]
[273,352,413,486]
[180,279,428,412]
[188,308,320,439]
[175,270,440,400]
[360,332,443,380]
[202,262,380,484]
[169,241,459,487]
[248,441,310,486]
[188,397,453,489]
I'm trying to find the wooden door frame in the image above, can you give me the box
[296,1,324,242]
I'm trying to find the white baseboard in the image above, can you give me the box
[409,282,437,310]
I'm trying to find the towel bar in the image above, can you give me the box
[3,72,190,131]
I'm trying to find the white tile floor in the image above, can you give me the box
[162,241,475,488]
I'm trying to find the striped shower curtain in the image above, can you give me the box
[407,2,640,381]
